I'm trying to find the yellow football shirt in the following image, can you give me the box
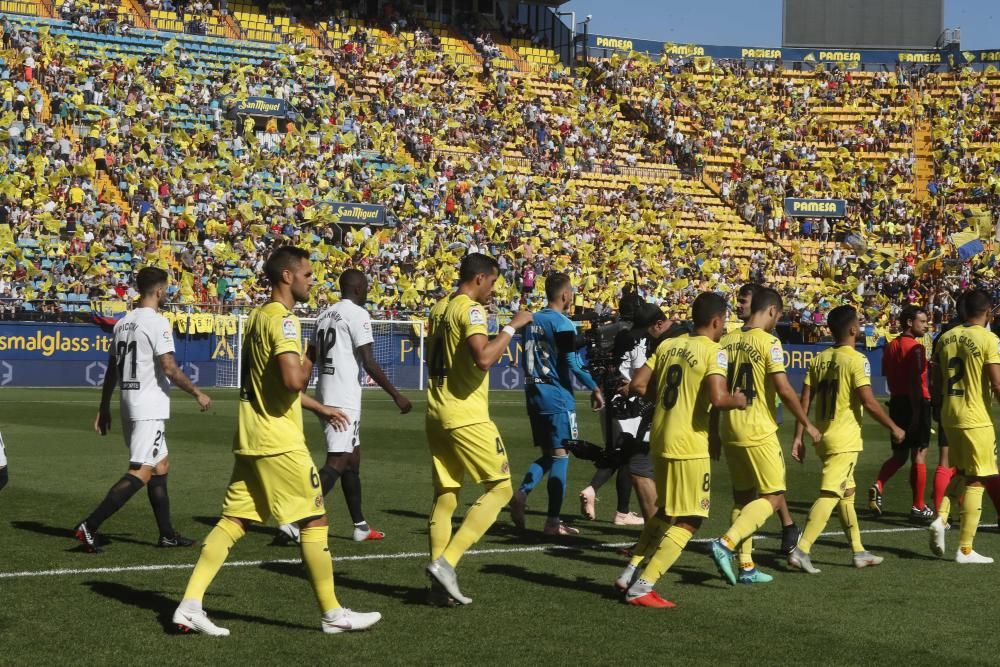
[804,345,871,455]
[426,294,490,430]
[720,327,785,446]
[934,324,1000,430]
[646,334,728,460]
[235,301,306,455]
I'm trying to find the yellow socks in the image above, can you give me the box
[640,526,693,585]
[959,485,984,554]
[837,497,864,552]
[301,525,339,613]
[939,474,966,526]
[428,489,459,561]
[730,506,754,569]
[629,514,670,568]
[721,498,773,551]
[797,496,839,554]
[182,518,245,603]
[442,480,512,567]
[938,496,951,524]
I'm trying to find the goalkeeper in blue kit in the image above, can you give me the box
[510,273,604,535]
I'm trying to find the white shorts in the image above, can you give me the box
[323,408,361,454]
[123,419,168,468]
[0,431,7,468]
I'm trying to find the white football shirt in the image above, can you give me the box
[111,307,174,421]
[314,299,374,411]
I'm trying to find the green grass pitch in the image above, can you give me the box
[0,388,997,665]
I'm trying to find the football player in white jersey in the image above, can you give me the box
[0,430,8,492]
[75,267,212,553]
[278,269,412,544]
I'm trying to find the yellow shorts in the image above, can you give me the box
[654,457,712,518]
[222,448,324,525]
[944,426,999,478]
[426,419,511,489]
[819,451,859,498]
[724,439,786,495]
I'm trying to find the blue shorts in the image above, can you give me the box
[529,411,578,451]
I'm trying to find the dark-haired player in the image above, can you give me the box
[788,305,904,573]
[75,267,211,553]
[424,253,532,605]
[868,306,933,521]
[724,283,801,555]
[616,292,747,608]
[511,272,603,535]
[173,246,380,635]
[927,289,1000,563]
[709,287,821,585]
[277,268,411,545]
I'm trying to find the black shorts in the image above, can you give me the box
[628,451,654,479]
[887,396,931,451]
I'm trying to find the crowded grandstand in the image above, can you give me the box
[0,0,996,345]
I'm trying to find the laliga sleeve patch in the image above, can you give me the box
[863,359,871,377]
[282,318,298,340]
[770,344,783,365]
[469,306,485,326]
[716,349,729,371]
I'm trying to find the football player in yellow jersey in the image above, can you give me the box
[424,253,532,605]
[615,292,747,608]
[722,284,802,556]
[173,247,382,636]
[787,305,905,574]
[709,288,822,585]
[927,289,1000,563]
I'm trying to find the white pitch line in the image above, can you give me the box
[0,523,966,581]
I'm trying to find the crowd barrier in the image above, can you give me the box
[0,321,891,394]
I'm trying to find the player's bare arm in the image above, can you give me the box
[706,374,746,411]
[467,309,533,371]
[627,364,654,400]
[791,384,812,463]
[358,343,412,414]
[771,372,822,443]
[930,355,943,422]
[301,392,350,430]
[94,348,118,435]
[277,350,313,393]
[158,352,212,411]
[986,363,1000,402]
[857,385,905,445]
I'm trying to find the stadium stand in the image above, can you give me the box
[0,4,997,344]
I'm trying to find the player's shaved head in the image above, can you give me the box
[738,283,757,298]
[545,272,572,301]
[459,253,499,283]
[264,246,310,285]
[692,291,727,328]
[136,267,168,296]
[339,268,367,293]
[750,287,782,314]
[963,289,991,318]
[827,305,858,341]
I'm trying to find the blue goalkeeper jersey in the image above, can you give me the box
[523,307,597,414]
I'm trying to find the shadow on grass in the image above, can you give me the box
[84,581,314,633]
[544,547,627,568]
[11,520,153,551]
[257,562,430,606]
[191,515,274,536]
[479,563,621,600]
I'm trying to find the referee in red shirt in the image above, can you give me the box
[868,306,934,522]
